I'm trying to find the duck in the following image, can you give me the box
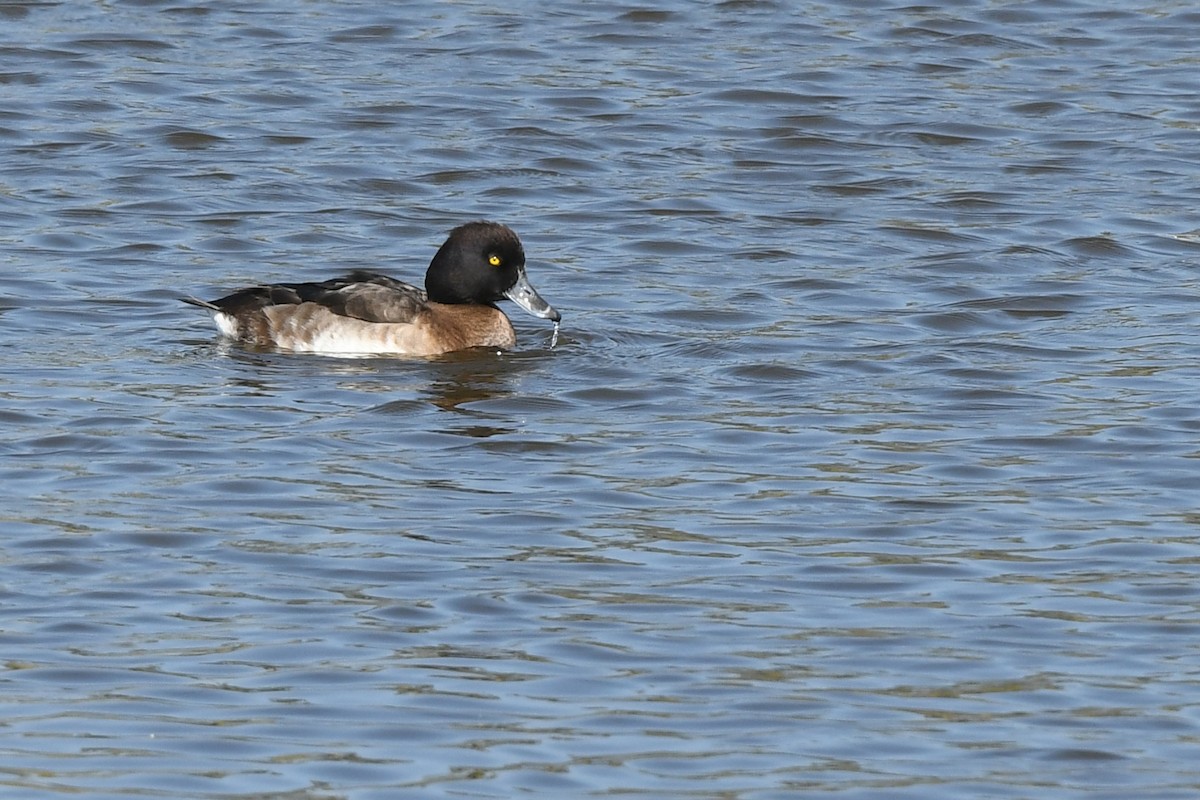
[182,221,560,356]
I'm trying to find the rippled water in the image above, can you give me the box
[3,1,1200,798]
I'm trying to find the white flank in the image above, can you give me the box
[213,312,239,339]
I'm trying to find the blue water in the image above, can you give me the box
[3,2,1200,798]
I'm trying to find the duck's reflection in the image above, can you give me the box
[215,335,560,440]
[418,353,521,437]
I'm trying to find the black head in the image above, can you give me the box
[425,221,526,305]
[425,221,560,321]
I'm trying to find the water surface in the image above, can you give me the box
[3,2,1200,798]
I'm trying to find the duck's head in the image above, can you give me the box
[425,221,561,322]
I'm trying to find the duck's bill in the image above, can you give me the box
[504,269,561,322]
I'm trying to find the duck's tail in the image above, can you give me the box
[180,296,221,312]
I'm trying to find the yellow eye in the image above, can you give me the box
[488,254,502,267]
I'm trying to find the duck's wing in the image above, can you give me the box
[195,271,428,324]
[305,272,429,324]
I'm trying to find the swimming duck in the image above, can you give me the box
[183,221,560,356]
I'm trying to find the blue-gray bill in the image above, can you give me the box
[504,268,561,323]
